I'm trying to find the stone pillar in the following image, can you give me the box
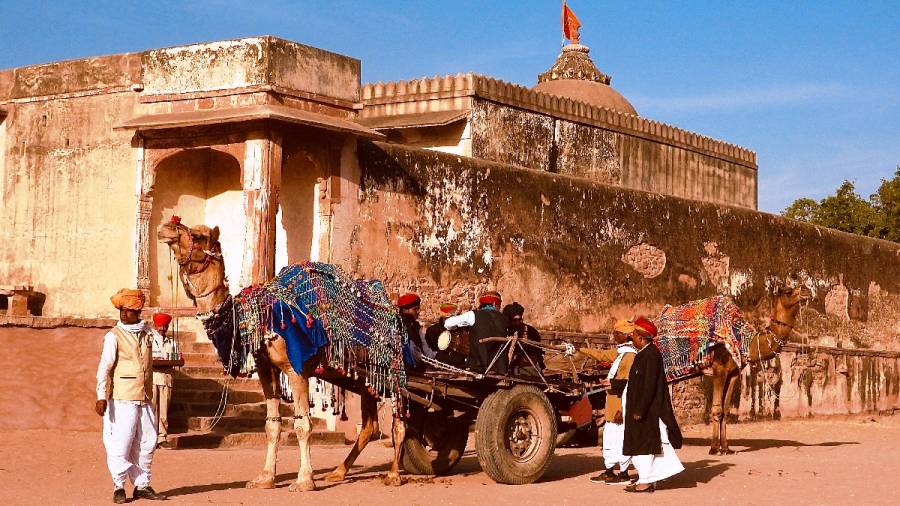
[132,136,153,300]
[241,131,283,286]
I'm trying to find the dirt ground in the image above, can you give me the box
[1,414,897,506]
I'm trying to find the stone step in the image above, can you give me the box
[179,365,232,378]
[174,388,265,405]
[177,340,216,354]
[188,414,328,433]
[181,352,222,366]
[169,430,348,449]
[174,376,261,393]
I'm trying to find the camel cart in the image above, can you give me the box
[400,334,611,485]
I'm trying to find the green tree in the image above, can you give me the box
[782,168,900,243]
[783,198,819,222]
[813,181,879,236]
[871,167,900,242]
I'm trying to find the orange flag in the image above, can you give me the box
[562,1,582,43]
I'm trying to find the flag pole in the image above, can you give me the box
[561,0,566,48]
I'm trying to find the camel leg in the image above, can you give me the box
[287,368,316,492]
[246,360,281,489]
[325,394,379,482]
[719,372,740,455]
[708,373,725,455]
[382,415,406,487]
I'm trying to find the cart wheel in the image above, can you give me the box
[402,410,470,475]
[475,385,557,484]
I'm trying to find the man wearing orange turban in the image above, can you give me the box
[581,319,637,484]
[96,288,165,502]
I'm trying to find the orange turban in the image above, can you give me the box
[111,288,145,311]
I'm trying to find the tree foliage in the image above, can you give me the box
[782,167,900,242]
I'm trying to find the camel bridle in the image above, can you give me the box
[172,223,222,275]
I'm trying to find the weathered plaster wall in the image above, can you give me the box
[670,347,900,423]
[142,37,360,102]
[346,141,900,419]
[469,99,758,209]
[0,94,139,317]
[348,141,900,342]
[0,37,361,318]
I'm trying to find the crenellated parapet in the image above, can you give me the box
[361,73,756,168]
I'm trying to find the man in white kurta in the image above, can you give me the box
[95,288,165,503]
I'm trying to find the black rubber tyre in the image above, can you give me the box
[401,410,470,475]
[474,385,557,484]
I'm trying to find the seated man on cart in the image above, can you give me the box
[502,302,545,378]
[443,291,510,374]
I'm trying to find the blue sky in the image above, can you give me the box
[2,0,898,213]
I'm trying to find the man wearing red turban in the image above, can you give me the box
[622,315,683,493]
[96,289,165,502]
[444,290,509,374]
[397,293,432,369]
[151,313,177,449]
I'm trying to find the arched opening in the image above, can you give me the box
[275,148,324,270]
[149,149,244,308]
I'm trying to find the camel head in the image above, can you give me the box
[157,216,228,312]
[769,285,812,340]
[157,216,221,264]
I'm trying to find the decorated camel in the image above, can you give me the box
[657,287,809,455]
[158,217,408,491]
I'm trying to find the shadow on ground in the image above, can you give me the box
[662,459,734,490]
[683,437,860,453]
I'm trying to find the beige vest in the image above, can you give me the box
[110,326,153,402]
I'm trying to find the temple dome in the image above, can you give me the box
[533,43,637,116]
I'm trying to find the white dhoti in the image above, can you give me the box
[631,419,684,484]
[102,400,158,489]
[602,421,631,470]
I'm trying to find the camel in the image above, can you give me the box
[158,217,405,492]
[700,286,809,455]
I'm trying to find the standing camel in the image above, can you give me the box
[663,287,809,455]
[158,217,406,492]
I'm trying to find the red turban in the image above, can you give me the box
[478,291,502,307]
[633,316,658,338]
[153,313,173,327]
[110,288,145,311]
[438,303,458,315]
[397,293,421,309]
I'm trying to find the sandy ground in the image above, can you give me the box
[0,328,105,431]
[1,414,898,506]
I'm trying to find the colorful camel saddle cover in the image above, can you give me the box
[655,295,753,382]
[202,262,408,401]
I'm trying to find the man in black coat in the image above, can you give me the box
[622,317,684,493]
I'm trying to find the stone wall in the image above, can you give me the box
[339,141,900,419]
[0,91,140,317]
[470,99,758,208]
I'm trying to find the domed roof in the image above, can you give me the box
[533,43,637,116]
